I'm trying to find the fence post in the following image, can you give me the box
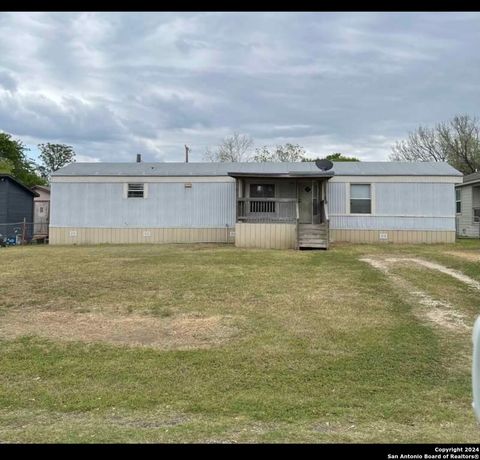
[22,218,26,245]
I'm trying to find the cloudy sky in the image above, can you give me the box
[0,12,479,163]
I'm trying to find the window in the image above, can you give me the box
[350,184,371,214]
[127,183,144,198]
[474,208,480,224]
[250,184,275,198]
[249,184,275,213]
[456,189,461,214]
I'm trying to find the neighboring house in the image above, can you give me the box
[31,185,51,238]
[455,171,480,238]
[0,174,38,243]
[49,161,462,249]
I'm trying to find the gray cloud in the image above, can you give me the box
[0,12,479,162]
[0,71,17,92]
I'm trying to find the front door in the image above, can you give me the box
[298,181,313,224]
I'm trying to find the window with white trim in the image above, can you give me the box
[456,189,461,214]
[127,183,144,198]
[474,208,480,224]
[350,184,371,214]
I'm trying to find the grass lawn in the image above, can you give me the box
[1,240,480,443]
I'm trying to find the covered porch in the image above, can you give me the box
[228,171,333,249]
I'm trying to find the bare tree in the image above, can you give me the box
[390,125,446,162]
[390,114,480,174]
[437,115,480,174]
[204,133,254,162]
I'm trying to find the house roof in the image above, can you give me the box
[31,185,51,193]
[457,171,480,187]
[0,174,39,197]
[52,161,462,178]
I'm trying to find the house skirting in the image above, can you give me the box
[235,223,297,249]
[49,226,456,247]
[329,229,456,244]
[49,227,235,245]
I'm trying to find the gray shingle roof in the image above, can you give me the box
[460,171,480,186]
[52,161,462,177]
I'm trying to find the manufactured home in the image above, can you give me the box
[49,161,462,249]
[455,171,480,238]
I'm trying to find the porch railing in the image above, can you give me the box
[237,198,297,223]
[295,200,300,249]
[322,199,330,249]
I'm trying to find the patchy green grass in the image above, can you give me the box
[1,240,480,443]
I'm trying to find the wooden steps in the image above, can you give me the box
[298,223,328,249]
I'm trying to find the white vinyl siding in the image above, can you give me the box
[51,181,236,228]
[328,182,456,232]
[456,185,480,237]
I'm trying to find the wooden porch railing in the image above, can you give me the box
[323,199,330,249]
[237,198,297,223]
[295,200,300,249]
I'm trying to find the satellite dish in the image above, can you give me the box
[315,159,334,171]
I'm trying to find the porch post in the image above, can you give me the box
[236,178,244,223]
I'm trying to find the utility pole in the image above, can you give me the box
[185,145,190,163]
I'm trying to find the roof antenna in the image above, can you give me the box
[185,145,190,163]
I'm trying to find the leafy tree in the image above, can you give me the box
[204,133,254,162]
[390,114,480,174]
[302,152,360,162]
[252,143,307,162]
[0,158,14,174]
[325,152,360,162]
[38,143,76,179]
[0,132,46,186]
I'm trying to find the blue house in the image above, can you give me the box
[0,174,38,243]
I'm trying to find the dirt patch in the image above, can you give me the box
[107,257,142,262]
[0,407,189,427]
[0,310,240,350]
[444,251,480,262]
[384,257,480,290]
[411,289,468,331]
[423,308,468,331]
[311,421,357,434]
[360,257,469,331]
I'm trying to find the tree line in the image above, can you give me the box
[0,132,76,187]
[0,129,359,189]
[390,114,480,175]
[204,114,480,176]
[4,112,476,188]
[203,133,359,163]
